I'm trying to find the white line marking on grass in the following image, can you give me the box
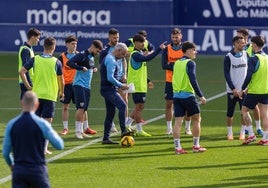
[202,91,226,103]
[0,91,226,184]
[0,176,11,185]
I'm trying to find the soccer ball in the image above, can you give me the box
[120,136,135,147]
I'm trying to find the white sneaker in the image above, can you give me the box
[75,132,84,139]
[166,129,173,135]
[82,133,92,138]
[185,129,192,135]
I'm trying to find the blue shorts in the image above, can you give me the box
[164,82,173,100]
[73,85,90,110]
[226,93,243,117]
[61,84,75,104]
[35,99,55,118]
[243,93,268,109]
[12,166,50,188]
[173,96,200,117]
[132,93,146,104]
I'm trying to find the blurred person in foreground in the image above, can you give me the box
[2,91,64,188]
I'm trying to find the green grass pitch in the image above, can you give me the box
[1,53,268,187]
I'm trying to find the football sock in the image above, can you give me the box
[136,123,143,132]
[63,121,68,130]
[263,131,268,140]
[174,139,181,150]
[185,120,191,130]
[83,120,89,130]
[227,126,233,136]
[240,125,246,134]
[255,120,261,130]
[125,117,129,124]
[126,117,134,127]
[193,137,200,147]
[247,125,254,136]
[75,121,82,133]
[166,121,172,130]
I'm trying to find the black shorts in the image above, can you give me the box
[35,99,55,118]
[61,84,75,104]
[243,93,268,109]
[164,82,173,100]
[132,93,146,104]
[173,96,200,117]
[73,85,91,110]
[226,93,243,117]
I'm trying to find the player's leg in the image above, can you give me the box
[238,97,246,140]
[83,111,97,135]
[241,94,258,144]
[41,100,55,154]
[61,103,69,135]
[173,98,187,154]
[73,85,87,139]
[164,82,173,135]
[165,99,173,135]
[186,96,206,153]
[257,96,268,145]
[102,94,117,144]
[184,115,192,135]
[226,93,237,140]
[253,104,263,135]
[60,84,73,135]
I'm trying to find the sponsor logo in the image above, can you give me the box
[187,28,268,53]
[203,0,233,18]
[14,29,108,47]
[203,0,268,19]
[27,2,110,26]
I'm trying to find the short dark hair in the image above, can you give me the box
[108,28,119,35]
[44,37,56,50]
[27,28,41,39]
[236,28,249,37]
[138,30,147,37]
[92,40,103,50]
[65,35,78,44]
[182,41,196,53]
[232,36,244,44]
[171,28,181,35]
[251,35,265,48]
[133,34,145,43]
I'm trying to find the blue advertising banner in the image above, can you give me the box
[175,0,268,26]
[1,1,268,54]
[1,25,268,55]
